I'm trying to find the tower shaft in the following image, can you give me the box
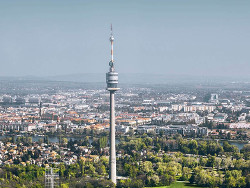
[109,91,116,184]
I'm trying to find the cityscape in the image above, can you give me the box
[0,0,250,188]
[0,79,249,187]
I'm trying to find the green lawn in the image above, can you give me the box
[146,181,203,188]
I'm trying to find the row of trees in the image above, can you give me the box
[119,135,245,159]
[0,133,249,187]
[116,152,250,187]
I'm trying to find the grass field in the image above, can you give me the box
[146,181,203,188]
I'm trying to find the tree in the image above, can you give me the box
[214,157,222,170]
[223,141,233,152]
[62,138,68,145]
[207,156,216,168]
[206,142,223,156]
[86,182,94,188]
[188,140,198,151]
[147,175,160,187]
[181,167,192,181]
[60,183,69,188]
[33,150,40,159]
[59,163,66,177]
[141,161,153,174]
[193,169,212,187]
[85,164,96,176]
[118,178,143,188]
[98,136,108,149]
[199,157,207,167]
[198,141,207,155]
[221,157,232,170]
[155,143,161,152]
[245,174,250,188]
[124,163,138,178]
[96,164,106,175]
[241,144,250,160]
[27,137,32,144]
[225,170,246,188]
[160,171,176,186]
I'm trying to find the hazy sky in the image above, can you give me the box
[0,0,249,78]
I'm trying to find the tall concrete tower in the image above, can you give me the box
[106,24,119,184]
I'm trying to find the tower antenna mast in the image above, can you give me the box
[109,24,115,71]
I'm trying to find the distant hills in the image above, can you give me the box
[0,73,250,84]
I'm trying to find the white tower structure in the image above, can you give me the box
[106,24,119,184]
[45,167,59,188]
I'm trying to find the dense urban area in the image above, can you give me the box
[0,80,249,188]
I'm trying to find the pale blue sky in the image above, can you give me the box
[0,0,249,79]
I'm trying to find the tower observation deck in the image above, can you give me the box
[106,25,119,185]
[106,25,119,91]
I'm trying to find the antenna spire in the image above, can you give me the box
[109,24,115,71]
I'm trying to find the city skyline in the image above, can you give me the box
[0,0,249,80]
[0,1,250,187]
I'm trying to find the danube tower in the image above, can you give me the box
[106,25,119,184]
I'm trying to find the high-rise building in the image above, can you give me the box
[106,25,119,184]
[210,93,219,103]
